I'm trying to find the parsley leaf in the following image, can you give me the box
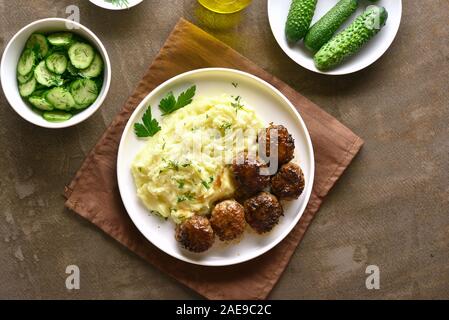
[134,106,161,138]
[176,85,196,108]
[159,92,176,115]
[159,85,196,115]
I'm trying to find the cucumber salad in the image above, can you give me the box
[17,32,104,122]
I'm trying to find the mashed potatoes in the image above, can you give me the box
[131,95,264,223]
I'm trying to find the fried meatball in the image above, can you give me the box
[243,192,283,234]
[271,162,305,200]
[210,200,246,241]
[232,154,271,198]
[262,124,295,165]
[175,215,214,253]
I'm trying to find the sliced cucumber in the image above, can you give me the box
[17,49,36,76]
[66,61,79,76]
[30,89,46,97]
[18,32,99,123]
[19,78,37,97]
[45,52,68,75]
[29,95,54,111]
[68,43,95,69]
[70,79,98,108]
[94,78,103,91]
[45,87,76,110]
[47,32,74,46]
[43,111,72,122]
[79,53,103,78]
[17,70,34,84]
[34,61,63,87]
[25,34,49,58]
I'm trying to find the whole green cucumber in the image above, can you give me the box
[304,0,359,52]
[285,0,318,43]
[314,6,388,71]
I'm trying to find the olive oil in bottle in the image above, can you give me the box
[198,0,252,14]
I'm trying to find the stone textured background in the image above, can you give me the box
[0,0,448,299]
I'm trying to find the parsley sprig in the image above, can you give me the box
[159,85,196,115]
[134,106,161,138]
[134,85,197,138]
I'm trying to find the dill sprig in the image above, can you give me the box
[106,0,129,7]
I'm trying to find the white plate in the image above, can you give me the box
[117,68,315,266]
[268,0,402,75]
[89,0,143,10]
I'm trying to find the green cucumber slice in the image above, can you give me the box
[79,53,103,78]
[17,49,36,76]
[29,95,54,111]
[66,61,80,76]
[70,79,98,108]
[45,87,76,110]
[26,34,49,58]
[68,43,95,69]
[47,32,74,46]
[19,78,37,97]
[30,89,46,97]
[34,61,63,87]
[43,111,72,122]
[45,52,68,75]
[17,70,34,84]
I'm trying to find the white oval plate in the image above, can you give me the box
[89,0,143,10]
[117,68,315,266]
[268,0,402,75]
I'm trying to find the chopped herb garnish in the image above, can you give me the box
[201,181,210,189]
[106,0,129,7]
[134,105,161,138]
[182,161,191,168]
[232,82,239,88]
[166,160,180,171]
[201,176,214,190]
[177,179,185,189]
[220,122,232,131]
[177,196,184,203]
[231,96,244,113]
[177,192,195,203]
[185,192,195,200]
[159,85,196,115]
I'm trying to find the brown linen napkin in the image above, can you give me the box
[64,18,364,300]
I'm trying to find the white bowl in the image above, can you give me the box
[117,68,315,266]
[1,18,111,129]
[89,0,143,10]
[268,0,402,75]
